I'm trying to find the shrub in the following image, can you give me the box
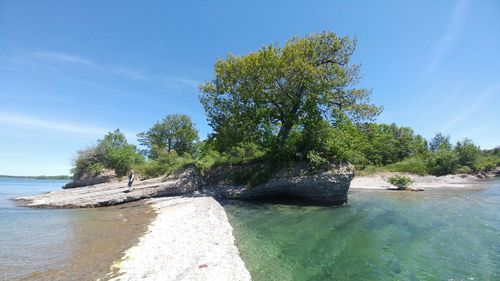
[426,149,459,176]
[232,163,276,187]
[453,166,472,174]
[388,175,414,190]
[72,146,104,178]
[307,150,329,170]
[302,118,368,165]
[385,156,428,176]
[454,138,480,168]
[71,130,144,178]
[194,149,221,173]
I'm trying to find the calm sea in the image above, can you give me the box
[0,177,154,281]
[226,179,500,280]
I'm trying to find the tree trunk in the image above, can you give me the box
[277,121,293,146]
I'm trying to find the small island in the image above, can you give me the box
[17,32,499,208]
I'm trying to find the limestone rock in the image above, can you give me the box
[215,163,354,205]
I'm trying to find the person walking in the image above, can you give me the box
[128,170,135,191]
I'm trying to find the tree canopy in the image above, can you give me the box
[68,31,498,181]
[200,32,381,151]
[72,129,143,178]
[138,114,198,158]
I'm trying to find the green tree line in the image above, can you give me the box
[71,32,499,181]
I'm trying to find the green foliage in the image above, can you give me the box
[138,114,198,158]
[429,133,452,152]
[69,32,498,182]
[362,123,427,165]
[72,129,143,178]
[303,117,368,165]
[385,156,429,176]
[307,150,329,170]
[232,163,276,187]
[133,151,193,179]
[72,147,105,178]
[358,156,428,176]
[426,149,459,176]
[473,153,499,172]
[98,130,143,177]
[388,175,414,190]
[454,166,472,174]
[200,31,381,154]
[193,141,266,174]
[454,138,480,169]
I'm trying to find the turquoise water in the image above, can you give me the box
[225,179,500,281]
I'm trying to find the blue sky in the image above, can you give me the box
[1,0,499,175]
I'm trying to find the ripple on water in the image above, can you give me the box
[225,179,500,281]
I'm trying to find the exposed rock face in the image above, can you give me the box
[16,163,354,208]
[16,167,201,208]
[63,169,116,189]
[208,163,354,205]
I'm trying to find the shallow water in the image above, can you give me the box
[0,177,154,281]
[225,179,500,281]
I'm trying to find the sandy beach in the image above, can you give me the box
[110,196,251,281]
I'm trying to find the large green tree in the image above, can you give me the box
[200,32,381,151]
[138,114,198,158]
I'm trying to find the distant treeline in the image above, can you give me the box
[70,32,500,182]
[0,175,70,180]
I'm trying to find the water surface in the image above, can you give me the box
[0,177,154,280]
[225,179,500,280]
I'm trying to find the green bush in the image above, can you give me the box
[194,148,222,173]
[388,175,414,190]
[426,149,459,176]
[71,129,144,178]
[72,147,104,178]
[301,118,368,165]
[385,156,428,176]
[232,163,276,187]
[454,138,480,168]
[133,151,194,179]
[453,166,472,174]
[307,150,329,170]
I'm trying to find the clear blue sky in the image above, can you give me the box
[1,0,499,175]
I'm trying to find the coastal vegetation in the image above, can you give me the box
[388,175,413,190]
[69,31,499,182]
[72,129,143,178]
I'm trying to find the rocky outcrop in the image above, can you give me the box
[15,163,354,208]
[16,167,201,208]
[206,163,354,205]
[63,169,116,189]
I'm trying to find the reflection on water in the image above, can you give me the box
[225,179,500,281]
[0,177,154,281]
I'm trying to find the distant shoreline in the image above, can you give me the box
[0,175,70,180]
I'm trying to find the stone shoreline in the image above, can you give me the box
[14,164,354,208]
[350,172,496,191]
[13,167,497,281]
[109,196,251,281]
